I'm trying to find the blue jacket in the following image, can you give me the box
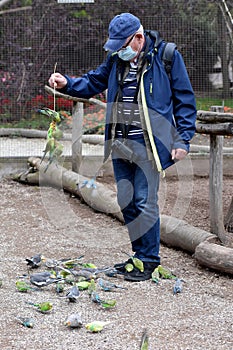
[63,32,196,171]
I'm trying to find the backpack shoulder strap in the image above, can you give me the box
[161,42,177,80]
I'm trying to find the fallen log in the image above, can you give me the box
[0,128,48,138]
[0,128,104,144]
[26,157,123,221]
[14,156,233,275]
[195,240,233,274]
[160,215,216,253]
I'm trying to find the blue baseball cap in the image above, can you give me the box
[104,13,141,52]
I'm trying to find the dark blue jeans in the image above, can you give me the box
[112,137,160,264]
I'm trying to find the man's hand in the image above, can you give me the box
[48,73,67,90]
[171,148,187,161]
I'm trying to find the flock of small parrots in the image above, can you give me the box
[19,107,184,348]
[13,252,184,348]
[37,108,65,172]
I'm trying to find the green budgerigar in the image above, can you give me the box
[15,280,34,292]
[76,281,91,290]
[122,252,144,272]
[151,266,160,284]
[26,301,53,313]
[157,265,176,279]
[85,321,110,333]
[87,278,96,295]
[140,329,149,350]
[90,291,116,309]
[99,298,116,309]
[40,138,56,163]
[37,108,62,123]
[51,127,63,140]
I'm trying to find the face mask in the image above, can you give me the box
[118,46,137,61]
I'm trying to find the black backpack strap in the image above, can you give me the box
[161,42,177,80]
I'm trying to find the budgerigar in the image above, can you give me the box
[30,271,62,287]
[122,252,144,272]
[15,316,35,328]
[151,266,160,284]
[15,280,35,292]
[25,253,44,268]
[40,138,56,164]
[26,301,53,313]
[98,278,127,292]
[158,265,176,279]
[64,285,80,302]
[140,329,149,350]
[37,108,62,123]
[85,321,110,333]
[173,278,184,295]
[64,313,83,328]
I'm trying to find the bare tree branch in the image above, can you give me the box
[218,0,233,46]
[0,6,32,15]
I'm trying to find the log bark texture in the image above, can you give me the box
[195,241,233,274]
[160,215,216,253]
[197,110,233,123]
[26,157,124,222]
[195,122,233,135]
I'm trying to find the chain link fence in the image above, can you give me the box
[0,1,232,124]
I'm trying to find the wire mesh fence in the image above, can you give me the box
[0,1,232,126]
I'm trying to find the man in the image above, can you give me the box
[48,13,196,282]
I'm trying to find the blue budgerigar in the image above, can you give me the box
[97,278,127,292]
[173,278,184,295]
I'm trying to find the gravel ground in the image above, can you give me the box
[0,173,232,350]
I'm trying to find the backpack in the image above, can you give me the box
[145,29,177,80]
[161,42,177,80]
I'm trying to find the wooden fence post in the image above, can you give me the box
[72,101,83,173]
[209,106,225,241]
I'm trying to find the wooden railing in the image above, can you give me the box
[196,106,233,241]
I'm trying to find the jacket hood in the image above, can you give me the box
[144,30,163,48]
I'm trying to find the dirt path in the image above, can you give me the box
[0,175,232,350]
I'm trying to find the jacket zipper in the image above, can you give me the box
[140,55,165,175]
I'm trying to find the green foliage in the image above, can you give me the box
[21,0,32,5]
[0,114,49,130]
[196,98,233,111]
[72,10,89,19]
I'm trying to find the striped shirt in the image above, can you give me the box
[116,62,143,139]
